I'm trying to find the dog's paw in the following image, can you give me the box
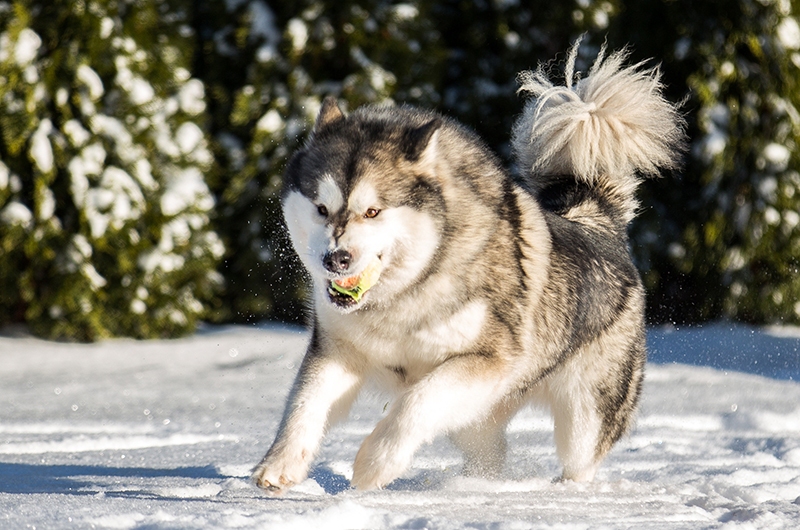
[251,453,309,495]
[350,456,396,490]
[559,462,599,483]
[351,428,412,490]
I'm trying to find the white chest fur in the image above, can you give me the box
[319,297,488,382]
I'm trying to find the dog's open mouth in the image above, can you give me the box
[327,256,383,308]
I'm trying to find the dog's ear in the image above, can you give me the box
[402,118,442,162]
[313,97,344,133]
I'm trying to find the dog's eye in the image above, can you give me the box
[364,208,381,219]
[317,204,328,217]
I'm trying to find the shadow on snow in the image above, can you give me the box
[308,464,445,495]
[647,323,800,381]
[0,462,224,495]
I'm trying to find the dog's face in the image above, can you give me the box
[282,99,445,313]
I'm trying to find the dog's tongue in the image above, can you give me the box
[330,257,382,302]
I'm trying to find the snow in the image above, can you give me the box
[12,27,41,65]
[0,161,8,189]
[149,113,182,159]
[0,201,33,228]
[63,119,91,147]
[764,142,791,171]
[78,165,145,238]
[138,248,185,275]
[23,64,39,84]
[698,104,731,163]
[724,247,747,272]
[37,187,55,220]
[350,46,397,93]
[700,130,727,161]
[1,323,800,528]
[100,17,115,40]
[76,64,105,101]
[287,18,309,52]
[132,158,157,191]
[100,166,145,217]
[176,122,205,154]
[114,56,155,106]
[128,76,155,106]
[785,209,800,229]
[67,234,93,266]
[778,16,800,50]
[160,166,214,216]
[392,4,419,20]
[30,118,54,174]
[255,108,284,134]
[178,79,206,116]
[765,206,781,225]
[90,115,135,161]
[80,263,108,290]
[130,299,147,315]
[592,9,610,30]
[82,142,107,175]
[159,217,192,252]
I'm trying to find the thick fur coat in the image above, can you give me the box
[252,40,686,493]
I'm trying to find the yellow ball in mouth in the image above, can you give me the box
[328,256,383,302]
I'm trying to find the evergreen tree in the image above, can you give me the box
[0,0,222,340]
[614,0,800,325]
[4,0,800,339]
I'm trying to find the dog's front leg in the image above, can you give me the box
[351,353,508,490]
[252,347,362,494]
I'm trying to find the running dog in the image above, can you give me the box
[253,39,685,492]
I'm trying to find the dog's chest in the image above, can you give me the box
[325,299,489,376]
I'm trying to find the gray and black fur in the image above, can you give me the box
[253,39,686,493]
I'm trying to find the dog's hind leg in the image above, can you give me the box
[544,337,645,482]
[546,370,604,482]
[449,396,521,479]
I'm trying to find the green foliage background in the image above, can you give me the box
[1,0,800,340]
[0,0,223,340]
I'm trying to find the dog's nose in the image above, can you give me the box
[323,249,352,273]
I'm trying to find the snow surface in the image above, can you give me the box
[1,323,800,529]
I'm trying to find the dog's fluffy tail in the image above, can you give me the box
[512,38,685,224]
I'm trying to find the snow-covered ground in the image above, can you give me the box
[1,322,800,529]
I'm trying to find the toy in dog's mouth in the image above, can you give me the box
[327,256,383,308]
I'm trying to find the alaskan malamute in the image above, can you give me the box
[253,40,685,492]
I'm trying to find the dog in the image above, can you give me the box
[252,39,685,493]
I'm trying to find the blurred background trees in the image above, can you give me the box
[0,0,222,339]
[1,0,799,340]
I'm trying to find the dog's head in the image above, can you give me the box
[282,98,446,313]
